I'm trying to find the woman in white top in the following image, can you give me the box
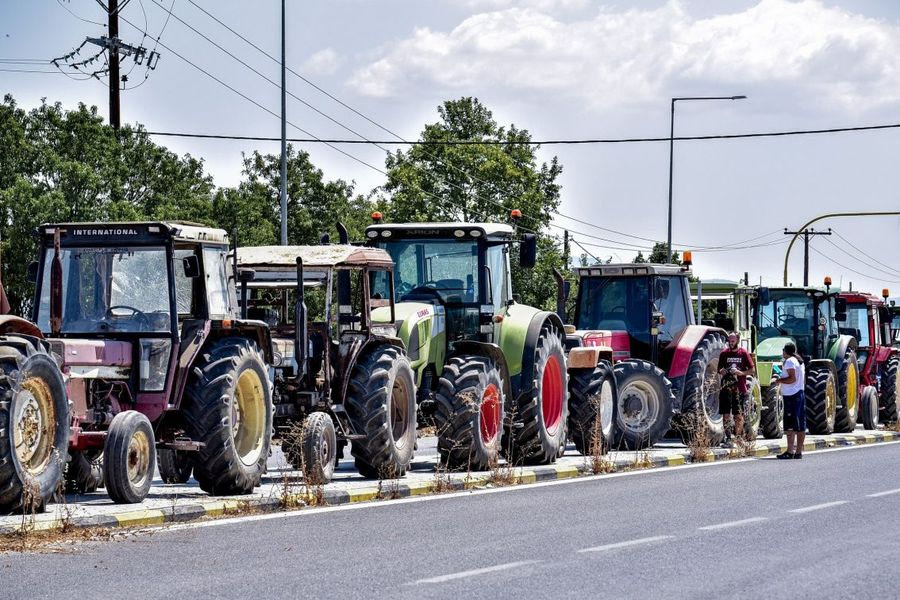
[774,342,806,459]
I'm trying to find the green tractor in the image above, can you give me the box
[366,213,573,470]
[734,279,859,436]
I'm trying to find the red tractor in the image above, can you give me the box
[0,222,274,512]
[564,257,729,449]
[838,290,900,426]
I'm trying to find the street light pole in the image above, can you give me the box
[279,0,288,246]
[666,95,747,263]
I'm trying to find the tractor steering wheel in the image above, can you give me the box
[107,305,151,329]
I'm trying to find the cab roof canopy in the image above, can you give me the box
[37,221,229,244]
[576,263,689,277]
[236,245,393,270]
[366,222,515,241]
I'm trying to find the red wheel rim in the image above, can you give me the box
[541,355,564,434]
[480,384,501,445]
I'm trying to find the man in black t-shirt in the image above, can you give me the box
[718,332,755,445]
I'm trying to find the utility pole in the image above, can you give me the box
[784,228,831,286]
[107,0,120,129]
[279,0,288,245]
[562,230,570,268]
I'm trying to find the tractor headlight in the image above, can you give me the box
[371,324,397,338]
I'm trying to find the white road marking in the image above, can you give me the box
[866,488,900,498]
[788,501,849,513]
[408,560,540,585]
[698,517,768,531]
[138,440,900,537]
[578,535,674,553]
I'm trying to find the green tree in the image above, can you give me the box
[645,242,680,264]
[380,97,564,309]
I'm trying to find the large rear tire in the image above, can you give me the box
[879,354,899,424]
[677,334,726,446]
[103,411,156,504]
[743,376,762,440]
[65,451,103,493]
[506,326,568,465]
[346,345,416,479]
[760,385,784,439]
[806,366,837,435]
[567,362,616,456]
[183,337,272,495]
[435,355,504,471]
[612,359,674,450]
[833,350,859,433]
[157,449,193,484]
[0,335,69,513]
[859,385,879,431]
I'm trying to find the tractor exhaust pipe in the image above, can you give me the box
[552,268,569,323]
[50,228,63,336]
[294,257,308,381]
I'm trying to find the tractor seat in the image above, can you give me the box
[247,307,280,327]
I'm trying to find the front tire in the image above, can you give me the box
[567,362,616,456]
[833,350,859,433]
[0,335,69,513]
[183,337,272,495]
[806,366,837,435]
[157,449,193,484]
[435,355,504,470]
[760,384,784,439]
[346,345,416,479]
[506,325,568,465]
[103,411,155,504]
[298,412,336,485]
[612,359,674,450]
[859,385,879,430]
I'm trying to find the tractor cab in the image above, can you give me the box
[572,263,694,369]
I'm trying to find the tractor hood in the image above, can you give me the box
[372,301,445,362]
[572,329,630,361]
[757,336,793,362]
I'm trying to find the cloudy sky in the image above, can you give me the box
[3,0,900,294]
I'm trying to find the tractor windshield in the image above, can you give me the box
[36,246,172,334]
[373,239,478,304]
[754,290,817,355]
[843,303,870,348]
[576,277,649,334]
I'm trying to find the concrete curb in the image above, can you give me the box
[4,430,897,537]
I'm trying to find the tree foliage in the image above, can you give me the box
[380,97,564,310]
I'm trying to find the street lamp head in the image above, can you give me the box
[731,95,747,100]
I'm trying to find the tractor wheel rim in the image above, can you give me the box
[599,379,614,436]
[479,383,501,445]
[619,380,659,431]
[541,355,564,434]
[13,377,56,474]
[826,377,836,426]
[233,369,266,467]
[390,377,411,449]
[127,430,151,488]
[846,363,858,413]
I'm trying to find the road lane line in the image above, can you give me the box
[698,517,768,531]
[578,535,674,553]
[789,501,849,513]
[408,560,540,585]
[866,488,900,498]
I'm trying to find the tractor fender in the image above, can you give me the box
[334,336,409,419]
[567,345,613,370]
[808,358,838,381]
[0,315,43,339]
[450,340,513,403]
[667,325,725,380]
[513,310,566,399]
[827,334,858,370]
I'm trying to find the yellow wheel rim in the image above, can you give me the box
[846,362,858,414]
[13,377,56,475]
[826,375,837,426]
[232,369,266,467]
[127,430,152,488]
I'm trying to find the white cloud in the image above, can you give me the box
[349,0,900,112]
[302,48,343,76]
[459,0,589,11]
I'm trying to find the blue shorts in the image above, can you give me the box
[783,391,806,432]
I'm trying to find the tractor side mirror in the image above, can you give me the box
[834,312,847,323]
[834,297,847,314]
[182,255,201,279]
[238,268,256,283]
[757,287,770,305]
[26,261,39,284]
[716,299,728,313]
[519,233,537,269]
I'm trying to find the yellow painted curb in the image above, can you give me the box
[515,471,537,485]
[114,509,165,527]
[666,455,686,466]
[346,488,379,503]
[553,464,580,479]
[407,482,434,496]
[29,518,65,532]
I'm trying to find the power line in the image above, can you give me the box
[829,229,900,277]
[820,233,900,280]
[0,68,80,74]
[56,0,107,26]
[571,239,605,264]
[808,244,900,285]
[143,122,900,146]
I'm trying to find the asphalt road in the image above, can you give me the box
[5,442,900,600]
